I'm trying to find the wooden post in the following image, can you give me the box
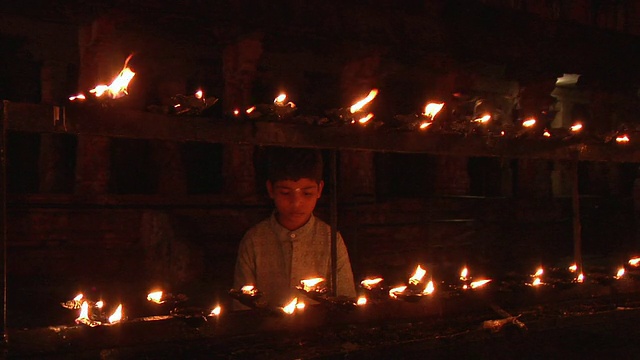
[572,158,582,274]
[330,149,338,297]
[1,102,7,348]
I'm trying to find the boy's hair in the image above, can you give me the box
[267,147,323,184]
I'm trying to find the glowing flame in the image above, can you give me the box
[469,279,491,289]
[569,264,578,272]
[534,267,544,277]
[274,93,287,105]
[246,106,256,114]
[76,301,90,323]
[282,298,298,315]
[296,301,305,310]
[233,109,240,116]
[210,306,221,316]
[89,54,135,99]
[147,291,164,304]
[629,257,640,267]
[408,265,427,285]
[473,114,491,123]
[388,285,407,299]
[522,118,536,127]
[350,89,378,113]
[423,102,444,119]
[423,280,435,295]
[95,300,104,308]
[543,130,551,137]
[241,285,258,296]
[300,277,325,292]
[361,277,383,290]
[419,122,432,130]
[69,94,86,101]
[460,267,469,281]
[570,123,583,132]
[74,293,83,301]
[616,135,630,143]
[195,90,203,99]
[108,304,123,324]
[576,273,585,283]
[357,113,374,124]
[615,268,625,279]
[357,296,367,306]
[532,278,542,286]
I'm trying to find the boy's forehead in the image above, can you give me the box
[273,178,319,189]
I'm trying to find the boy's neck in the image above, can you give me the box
[276,212,312,231]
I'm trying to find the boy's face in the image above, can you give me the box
[267,178,324,231]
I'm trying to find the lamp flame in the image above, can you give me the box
[357,113,374,124]
[615,268,625,279]
[460,267,469,281]
[534,267,544,277]
[616,135,630,143]
[246,106,256,114]
[522,118,536,127]
[473,114,491,123]
[569,264,578,272]
[408,265,427,285]
[76,301,90,323]
[300,277,325,292]
[108,304,123,324]
[361,277,383,290]
[282,298,298,315]
[388,285,407,299]
[241,285,258,296]
[419,122,432,130]
[195,90,203,100]
[423,280,435,295]
[629,257,640,267]
[543,130,551,137]
[570,123,583,132]
[356,296,367,306]
[210,306,221,316]
[423,102,444,119]
[147,291,164,304]
[576,273,585,283]
[274,93,287,105]
[88,54,135,99]
[469,279,491,289]
[350,89,378,113]
[532,278,542,286]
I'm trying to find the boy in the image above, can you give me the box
[233,147,356,308]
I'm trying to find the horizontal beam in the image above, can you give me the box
[4,101,639,162]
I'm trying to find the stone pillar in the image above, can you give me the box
[551,160,573,197]
[434,156,469,195]
[338,150,375,201]
[153,141,187,196]
[74,12,130,195]
[221,34,263,199]
[40,61,73,193]
[516,159,551,198]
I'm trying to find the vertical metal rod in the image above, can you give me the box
[329,149,338,297]
[1,101,8,348]
[572,158,582,274]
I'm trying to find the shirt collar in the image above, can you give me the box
[270,211,315,240]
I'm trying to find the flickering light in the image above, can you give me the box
[570,123,583,132]
[616,135,630,143]
[522,118,536,127]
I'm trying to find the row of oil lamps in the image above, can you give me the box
[66,55,634,144]
[61,256,640,326]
